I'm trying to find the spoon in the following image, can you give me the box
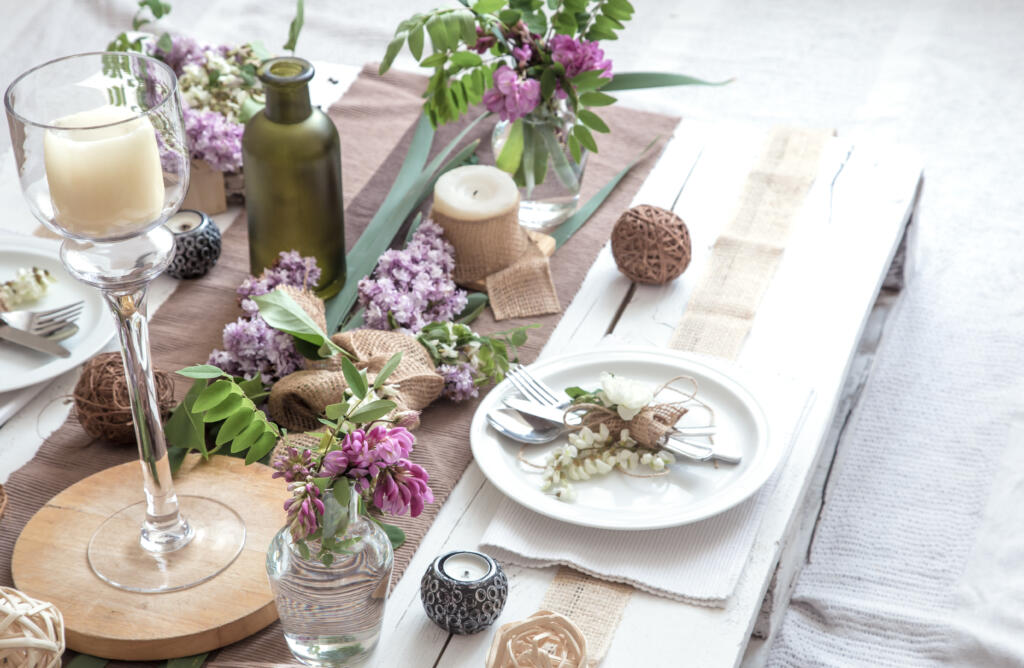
[487,407,562,444]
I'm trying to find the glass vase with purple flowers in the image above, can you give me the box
[263,355,432,667]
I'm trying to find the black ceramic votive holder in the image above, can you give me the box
[165,209,222,279]
[421,550,508,635]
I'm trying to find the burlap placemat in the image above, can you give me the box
[538,126,830,666]
[0,64,676,666]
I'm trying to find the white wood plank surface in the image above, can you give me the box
[369,123,922,668]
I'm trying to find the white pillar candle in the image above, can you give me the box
[43,105,166,239]
[432,165,519,221]
[441,551,492,582]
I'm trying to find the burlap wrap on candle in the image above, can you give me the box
[432,205,561,321]
[267,286,444,432]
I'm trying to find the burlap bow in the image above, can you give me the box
[266,286,444,432]
[569,377,698,448]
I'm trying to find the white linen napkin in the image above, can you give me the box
[480,371,813,607]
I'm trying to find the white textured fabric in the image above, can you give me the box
[2,2,1024,666]
[481,374,811,606]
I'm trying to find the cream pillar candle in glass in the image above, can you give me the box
[432,165,519,222]
[5,52,245,594]
[43,105,165,239]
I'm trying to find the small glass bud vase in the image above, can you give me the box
[266,483,394,667]
[491,100,588,231]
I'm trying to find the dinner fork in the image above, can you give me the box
[506,364,740,464]
[1,300,84,337]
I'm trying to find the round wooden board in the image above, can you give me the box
[12,455,289,661]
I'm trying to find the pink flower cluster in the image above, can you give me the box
[273,425,434,540]
[483,65,541,122]
[549,35,613,79]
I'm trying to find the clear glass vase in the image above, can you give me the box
[266,486,394,667]
[492,101,588,231]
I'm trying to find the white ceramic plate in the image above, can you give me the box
[470,348,774,530]
[0,235,115,393]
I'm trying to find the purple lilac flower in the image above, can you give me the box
[182,107,244,172]
[237,251,322,315]
[272,446,314,482]
[207,316,303,384]
[439,362,478,402]
[374,460,433,517]
[357,221,467,333]
[548,35,613,79]
[283,482,325,540]
[148,34,207,75]
[483,65,541,122]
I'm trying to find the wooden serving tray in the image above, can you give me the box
[11,455,288,661]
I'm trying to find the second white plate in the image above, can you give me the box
[0,235,115,393]
[470,348,775,530]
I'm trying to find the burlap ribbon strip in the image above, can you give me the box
[541,126,831,666]
[432,205,561,321]
[267,286,444,432]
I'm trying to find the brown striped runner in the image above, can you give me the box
[540,126,831,666]
[0,64,677,665]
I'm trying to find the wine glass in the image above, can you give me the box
[4,52,246,593]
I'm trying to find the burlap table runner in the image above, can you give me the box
[0,64,676,666]
[538,126,830,665]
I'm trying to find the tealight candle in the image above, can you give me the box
[43,105,165,239]
[421,550,508,634]
[432,165,519,222]
[164,209,222,280]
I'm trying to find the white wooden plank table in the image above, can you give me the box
[367,120,923,668]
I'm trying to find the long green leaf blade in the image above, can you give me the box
[166,654,209,668]
[601,72,732,92]
[551,137,661,248]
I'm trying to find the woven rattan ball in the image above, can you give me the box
[73,353,176,445]
[610,204,692,284]
[0,587,65,668]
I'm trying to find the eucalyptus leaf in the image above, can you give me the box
[408,24,425,60]
[321,494,347,540]
[177,364,226,379]
[456,292,489,324]
[193,379,235,413]
[374,352,404,388]
[601,71,732,92]
[341,357,368,400]
[246,431,278,464]
[578,109,610,133]
[580,91,616,107]
[282,0,304,52]
[253,290,335,350]
[333,480,352,507]
[573,124,598,152]
[348,399,398,424]
[496,119,524,173]
[325,402,347,420]
[379,521,406,550]
[381,34,406,74]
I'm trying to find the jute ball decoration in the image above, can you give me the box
[73,353,176,445]
[610,204,692,284]
[0,587,65,668]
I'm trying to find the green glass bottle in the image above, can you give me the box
[243,57,345,298]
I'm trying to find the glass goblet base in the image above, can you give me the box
[87,495,246,593]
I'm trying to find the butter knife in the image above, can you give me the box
[503,397,718,436]
[0,321,71,358]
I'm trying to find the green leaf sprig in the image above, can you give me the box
[416,321,537,387]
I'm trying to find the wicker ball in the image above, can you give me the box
[0,587,65,668]
[610,204,692,284]
[73,353,176,445]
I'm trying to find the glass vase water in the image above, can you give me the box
[4,52,245,593]
[491,101,588,231]
[266,482,394,667]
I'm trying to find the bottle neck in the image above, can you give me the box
[264,83,312,124]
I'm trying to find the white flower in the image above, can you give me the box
[597,372,654,421]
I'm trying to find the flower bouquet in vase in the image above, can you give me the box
[382,0,724,229]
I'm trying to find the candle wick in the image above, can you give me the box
[472,190,478,197]
[463,570,470,578]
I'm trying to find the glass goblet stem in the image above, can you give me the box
[103,285,193,553]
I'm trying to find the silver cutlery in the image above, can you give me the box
[0,300,84,358]
[502,364,741,465]
[503,396,719,438]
